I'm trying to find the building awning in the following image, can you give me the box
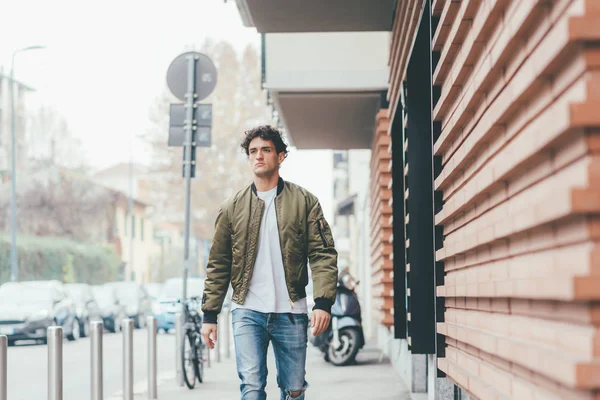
[272,91,384,149]
[235,0,395,33]
[262,31,390,149]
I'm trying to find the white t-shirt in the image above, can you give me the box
[231,186,308,314]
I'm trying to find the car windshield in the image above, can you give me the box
[92,287,114,308]
[106,282,138,305]
[160,279,204,300]
[144,284,162,300]
[65,285,86,302]
[0,284,53,305]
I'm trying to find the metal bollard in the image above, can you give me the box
[48,326,63,400]
[216,316,221,363]
[0,336,6,400]
[175,312,183,387]
[91,321,103,400]
[147,316,157,399]
[123,319,134,400]
[207,338,211,368]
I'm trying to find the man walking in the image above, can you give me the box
[201,125,338,399]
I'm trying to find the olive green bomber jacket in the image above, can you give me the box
[201,178,338,323]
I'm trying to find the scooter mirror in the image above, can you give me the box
[341,274,358,291]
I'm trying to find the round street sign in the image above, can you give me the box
[166,51,218,102]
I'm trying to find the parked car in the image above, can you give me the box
[91,285,127,333]
[0,280,80,345]
[64,283,102,337]
[105,282,152,329]
[153,277,205,333]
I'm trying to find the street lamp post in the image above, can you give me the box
[9,45,45,282]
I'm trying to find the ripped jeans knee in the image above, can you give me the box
[285,385,307,400]
[282,381,308,400]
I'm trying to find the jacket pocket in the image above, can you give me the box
[317,219,331,247]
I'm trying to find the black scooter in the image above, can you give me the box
[309,270,365,366]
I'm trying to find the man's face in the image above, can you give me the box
[248,137,284,178]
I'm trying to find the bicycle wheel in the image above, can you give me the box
[182,330,197,389]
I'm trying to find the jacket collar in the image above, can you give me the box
[251,177,285,196]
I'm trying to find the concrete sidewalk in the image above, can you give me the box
[124,342,413,400]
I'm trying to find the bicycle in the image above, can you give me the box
[181,296,207,389]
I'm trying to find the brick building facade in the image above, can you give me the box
[385,0,600,398]
[233,0,600,397]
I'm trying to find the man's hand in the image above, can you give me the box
[310,310,331,336]
[201,323,218,349]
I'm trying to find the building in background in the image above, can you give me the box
[332,151,350,271]
[93,163,200,283]
[93,163,155,282]
[92,163,150,203]
[332,150,374,336]
[233,0,600,399]
[151,221,207,283]
[112,193,154,283]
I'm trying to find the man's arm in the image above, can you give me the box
[201,202,233,324]
[307,196,338,314]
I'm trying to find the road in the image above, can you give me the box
[6,329,176,400]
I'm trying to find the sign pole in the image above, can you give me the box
[182,54,197,305]
[166,50,216,308]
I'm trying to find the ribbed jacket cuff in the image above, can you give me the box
[312,297,334,314]
[202,311,218,324]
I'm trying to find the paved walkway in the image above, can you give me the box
[123,341,413,399]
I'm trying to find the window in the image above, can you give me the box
[141,218,145,241]
[333,151,348,167]
[113,211,118,237]
[131,215,136,239]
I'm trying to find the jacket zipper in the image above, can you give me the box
[275,197,294,309]
[241,198,264,302]
[317,219,328,247]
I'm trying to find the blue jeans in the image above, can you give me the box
[232,309,309,400]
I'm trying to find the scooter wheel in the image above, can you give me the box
[327,327,360,366]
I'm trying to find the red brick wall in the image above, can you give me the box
[431,0,600,398]
[370,110,394,327]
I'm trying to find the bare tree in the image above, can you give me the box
[0,166,116,242]
[26,106,88,171]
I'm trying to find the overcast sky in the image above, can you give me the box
[0,0,334,219]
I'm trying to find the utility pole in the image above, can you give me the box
[9,53,18,282]
[127,132,135,282]
[9,45,45,282]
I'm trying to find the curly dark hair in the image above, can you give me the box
[241,125,289,158]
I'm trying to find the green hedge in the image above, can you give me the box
[0,235,119,285]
